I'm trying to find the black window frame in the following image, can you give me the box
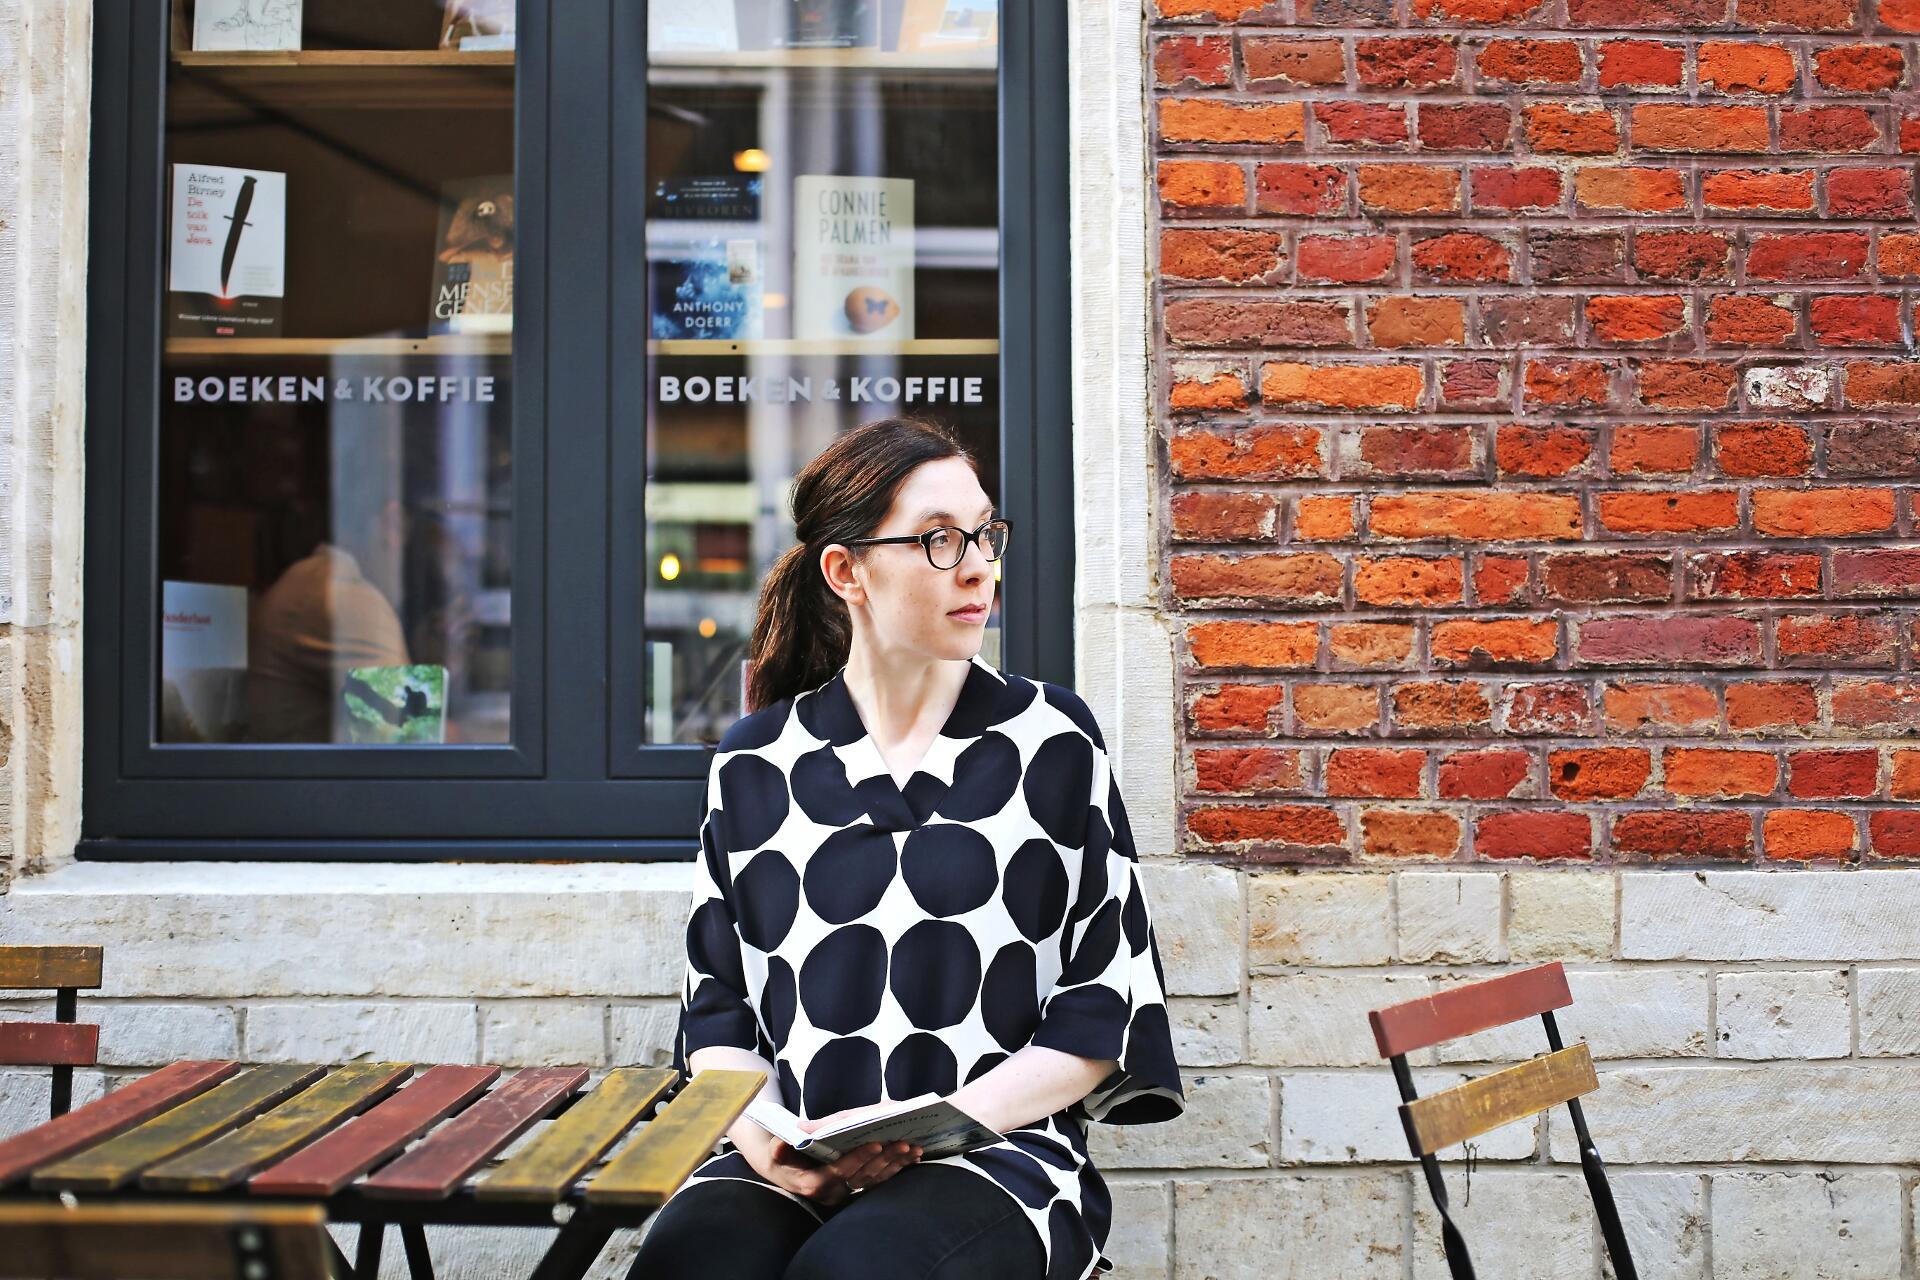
[80,0,1074,863]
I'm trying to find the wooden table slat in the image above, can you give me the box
[0,1021,99,1067]
[140,1063,415,1192]
[475,1067,676,1203]
[361,1067,587,1201]
[584,1069,764,1208]
[0,1061,241,1186]
[250,1064,502,1197]
[0,945,103,990]
[31,1063,325,1192]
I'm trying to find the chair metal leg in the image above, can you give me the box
[51,988,76,1118]
[399,1222,435,1280]
[1543,1012,1638,1280]
[1390,1053,1477,1280]
[325,1234,357,1280]
[355,1222,385,1280]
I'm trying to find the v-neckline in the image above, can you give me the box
[825,653,1002,832]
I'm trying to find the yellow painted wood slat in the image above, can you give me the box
[140,1063,414,1193]
[31,1064,325,1192]
[1403,1043,1598,1157]
[0,946,102,990]
[0,1203,330,1280]
[584,1070,763,1208]
[475,1067,677,1203]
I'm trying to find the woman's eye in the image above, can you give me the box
[926,529,954,549]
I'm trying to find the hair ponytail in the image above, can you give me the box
[744,418,977,713]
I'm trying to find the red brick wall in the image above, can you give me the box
[1151,0,1920,865]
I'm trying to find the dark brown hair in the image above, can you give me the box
[745,418,979,713]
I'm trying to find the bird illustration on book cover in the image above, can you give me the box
[430,177,514,334]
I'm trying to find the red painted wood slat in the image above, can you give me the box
[360,1068,586,1201]
[0,1022,100,1067]
[1369,962,1572,1058]
[250,1064,502,1197]
[0,1061,241,1186]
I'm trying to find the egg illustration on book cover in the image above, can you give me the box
[844,285,901,334]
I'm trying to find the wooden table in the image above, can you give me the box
[0,1060,763,1280]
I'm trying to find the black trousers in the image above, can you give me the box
[626,1163,1048,1280]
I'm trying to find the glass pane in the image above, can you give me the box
[643,1,1002,745]
[157,1,516,746]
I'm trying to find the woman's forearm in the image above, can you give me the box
[944,1045,1118,1134]
[687,1045,784,1154]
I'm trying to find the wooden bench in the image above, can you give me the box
[0,945,103,1120]
[1369,961,1638,1280]
[0,1202,330,1279]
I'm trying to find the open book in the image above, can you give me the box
[743,1093,1001,1164]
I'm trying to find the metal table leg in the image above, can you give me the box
[527,1213,618,1280]
[355,1222,385,1279]
[400,1222,435,1280]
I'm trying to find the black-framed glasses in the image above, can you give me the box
[844,518,1013,571]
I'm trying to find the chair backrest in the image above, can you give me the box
[0,946,103,1120]
[0,1202,330,1280]
[1368,961,1636,1280]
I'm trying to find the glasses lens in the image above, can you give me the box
[983,520,1009,561]
[927,527,963,570]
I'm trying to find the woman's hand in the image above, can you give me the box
[733,1118,921,1206]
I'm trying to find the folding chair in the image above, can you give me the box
[1368,961,1637,1280]
[0,1202,330,1279]
[0,946,103,1119]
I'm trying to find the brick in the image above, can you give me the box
[1502,682,1596,734]
[1159,160,1248,213]
[1173,1174,1407,1278]
[1476,38,1583,84]
[1171,491,1279,542]
[1294,683,1383,734]
[1745,363,1837,409]
[1326,747,1428,798]
[1687,550,1822,599]
[1249,873,1393,964]
[1602,681,1720,733]
[1432,618,1558,666]
[1438,748,1534,799]
[1359,808,1464,858]
[1410,231,1515,282]
[1182,621,1320,671]
[1634,359,1738,410]
[1356,163,1462,213]
[1329,621,1417,668]
[1296,234,1398,283]
[1610,424,1698,473]
[1586,294,1687,342]
[1596,490,1738,534]
[1529,230,1628,281]
[1726,680,1820,732]
[1256,163,1348,216]
[1809,294,1902,344]
[1243,37,1347,87]
[1713,421,1813,476]
[1780,105,1882,151]
[1574,166,1688,212]
[1716,971,1852,1058]
[1542,551,1673,603]
[1156,35,1234,88]
[1577,615,1763,666]
[1354,36,1459,90]
[1189,683,1288,734]
[1392,680,1494,733]
[1634,229,1733,280]
[1473,554,1531,603]
[1832,548,1920,597]
[1172,553,1343,607]
[1474,811,1593,860]
[1468,166,1563,210]
[1826,165,1914,216]
[1786,748,1880,797]
[1734,0,1860,27]
[1522,357,1616,408]
[1873,810,1920,857]
[1294,495,1358,541]
[1665,748,1780,797]
[1762,808,1858,860]
[1496,426,1595,478]
[1776,611,1899,666]
[1697,41,1799,93]
[1193,746,1308,793]
[1437,358,1509,407]
[1752,487,1896,536]
[1165,298,1350,347]
[1169,424,1324,480]
[1877,230,1920,276]
[1599,40,1685,88]
[1812,43,1905,91]
[1314,101,1411,148]
[1417,103,1514,152]
[1570,0,1729,25]
[1160,229,1289,283]
[1371,492,1583,540]
[1262,361,1424,412]
[1746,231,1870,280]
[1623,867,1920,955]
[1523,104,1621,154]
[1509,870,1615,961]
[1156,0,1293,16]
[1415,0,1550,18]
[1703,169,1817,213]
[1161,98,1308,146]
[1843,359,1920,406]
[1354,555,1465,605]
[1365,296,1466,348]
[1170,363,1251,413]
[1548,747,1652,800]
[1893,750,1920,798]
[1630,104,1771,152]
[1613,811,1754,859]
[1833,677,1920,731]
[1187,803,1348,852]
[1858,969,1920,1054]
[1705,294,1799,344]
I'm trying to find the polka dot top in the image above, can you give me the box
[670,652,1187,1280]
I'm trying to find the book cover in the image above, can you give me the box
[650,175,763,222]
[792,175,914,341]
[159,581,249,743]
[430,175,515,335]
[167,163,287,338]
[778,0,879,49]
[744,1094,1001,1164]
[648,0,740,53]
[192,0,302,51]
[651,239,764,340]
[897,0,997,53]
[342,664,448,744]
[439,0,516,51]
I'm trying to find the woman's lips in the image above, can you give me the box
[948,606,988,621]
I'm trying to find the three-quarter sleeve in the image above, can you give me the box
[1030,736,1187,1126]
[672,753,764,1073]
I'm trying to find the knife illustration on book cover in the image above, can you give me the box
[219,174,256,297]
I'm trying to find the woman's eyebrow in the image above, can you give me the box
[913,506,999,524]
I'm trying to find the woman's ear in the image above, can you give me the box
[818,544,866,608]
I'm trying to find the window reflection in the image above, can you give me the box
[157,2,514,745]
[644,2,1003,745]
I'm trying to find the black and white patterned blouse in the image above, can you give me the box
[670,652,1186,1280]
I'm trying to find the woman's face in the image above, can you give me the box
[820,456,999,664]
